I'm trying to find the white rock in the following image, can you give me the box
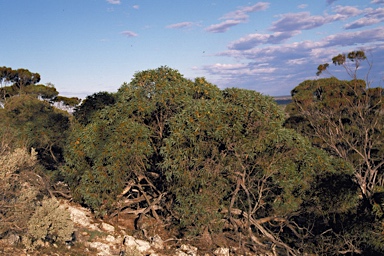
[105,235,116,243]
[66,204,91,227]
[213,247,230,256]
[123,235,137,247]
[101,222,115,233]
[123,235,151,253]
[65,203,100,230]
[178,244,198,256]
[151,234,164,250]
[175,250,190,256]
[89,223,100,230]
[135,239,151,252]
[89,241,111,256]
[114,235,124,244]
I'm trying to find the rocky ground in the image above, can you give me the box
[0,200,268,256]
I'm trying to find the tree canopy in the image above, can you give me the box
[62,66,357,254]
[285,50,384,253]
[2,63,381,254]
[1,94,71,170]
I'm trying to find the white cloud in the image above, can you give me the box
[344,17,381,29]
[270,12,345,32]
[120,30,138,37]
[221,2,269,20]
[333,5,362,16]
[166,22,195,29]
[331,6,384,29]
[202,40,384,95]
[371,0,384,4]
[365,7,384,19]
[324,26,384,46]
[228,31,301,50]
[205,20,243,33]
[106,0,121,4]
[221,27,384,62]
[206,2,270,33]
[298,4,308,9]
[286,58,308,65]
[133,5,139,9]
[203,62,276,77]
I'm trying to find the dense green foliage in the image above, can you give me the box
[0,68,76,250]
[1,61,381,254]
[0,66,80,110]
[73,91,116,125]
[62,66,358,254]
[0,95,71,170]
[285,51,384,254]
[0,66,41,93]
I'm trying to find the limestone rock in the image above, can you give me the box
[123,235,151,252]
[105,235,116,243]
[134,238,151,252]
[64,203,99,230]
[89,241,111,256]
[101,222,115,233]
[151,234,164,250]
[176,244,198,256]
[213,247,230,256]
[175,251,190,256]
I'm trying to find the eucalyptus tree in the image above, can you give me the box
[286,51,384,203]
[285,50,384,253]
[73,91,116,125]
[1,94,71,170]
[162,87,355,254]
[0,66,40,96]
[62,66,356,254]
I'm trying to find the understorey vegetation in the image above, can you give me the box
[0,50,383,255]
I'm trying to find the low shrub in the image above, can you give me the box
[23,197,74,250]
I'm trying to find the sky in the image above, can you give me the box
[1,0,384,98]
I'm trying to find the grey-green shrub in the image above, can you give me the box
[0,147,40,237]
[23,197,74,250]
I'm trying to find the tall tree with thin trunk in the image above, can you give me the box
[286,50,384,202]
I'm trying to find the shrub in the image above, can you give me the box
[23,197,74,250]
[0,147,41,238]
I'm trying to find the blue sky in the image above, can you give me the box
[1,0,384,98]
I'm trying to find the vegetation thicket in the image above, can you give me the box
[0,135,74,250]
[285,50,384,253]
[62,66,356,255]
[0,67,76,251]
[0,50,383,255]
[0,67,81,171]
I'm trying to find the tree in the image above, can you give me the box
[286,50,384,202]
[73,91,115,125]
[0,67,64,106]
[10,68,41,90]
[53,95,81,112]
[162,87,355,254]
[0,67,40,94]
[1,94,71,170]
[25,82,59,102]
[62,67,356,254]
[62,67,203,215]
[0,66,82,173]
[285,50,384,253]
